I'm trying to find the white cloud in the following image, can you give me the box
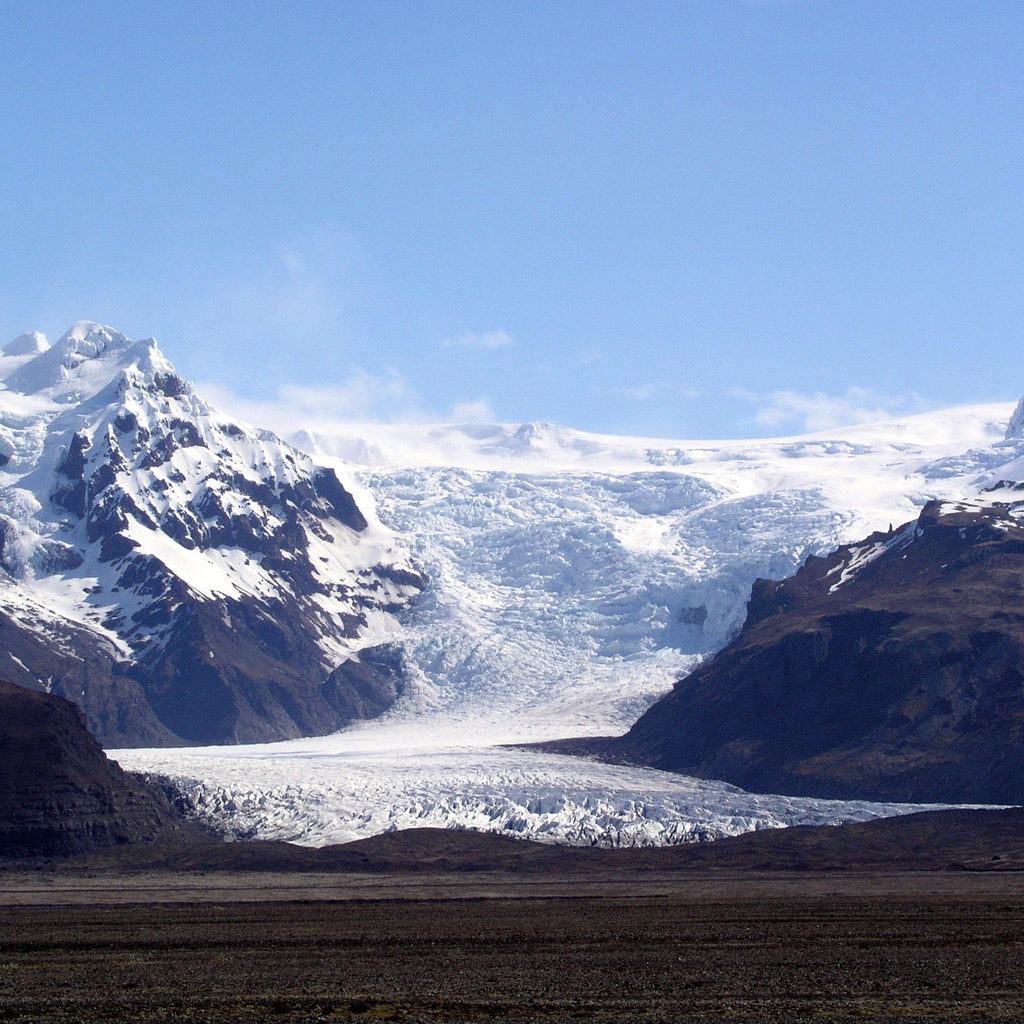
[198,373,499,438]
[449,398,497,422]
[441,330,514,351]
[733,386,930,434]
[197,369,426,436]
[278,375,422,421]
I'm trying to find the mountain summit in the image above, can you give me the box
[0,324,423,746]
[4,322,174,403]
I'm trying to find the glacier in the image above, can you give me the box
[122,732,945,848]
[113,400,1020,847]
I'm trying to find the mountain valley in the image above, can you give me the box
[3,323,1024,850]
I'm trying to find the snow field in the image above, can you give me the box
[119,403,1019,847]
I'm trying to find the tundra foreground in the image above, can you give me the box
[1,870,1022,1023]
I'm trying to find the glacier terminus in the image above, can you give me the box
[2,324,1020,847]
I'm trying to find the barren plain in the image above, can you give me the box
[2,867,1023,1023]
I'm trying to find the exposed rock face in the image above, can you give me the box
[612,500,1024,804]
[0,680,208,859]
[0,324,423,746]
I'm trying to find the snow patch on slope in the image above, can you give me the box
[826,521,917,593]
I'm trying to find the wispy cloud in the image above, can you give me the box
[198,374,499,437]
[197,369,426,436]
[441,330,514,351]
[733,386,930,434]
[449,398,497,422]
[594,381,700,402]
[184,226,377,363]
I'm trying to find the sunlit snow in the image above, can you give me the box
[115,402,1019,848]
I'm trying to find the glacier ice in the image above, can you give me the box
[117,401,1020,847]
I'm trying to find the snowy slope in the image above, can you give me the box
[298,405,1016,741]
[117,399,1020,847]
[0,325,422,744]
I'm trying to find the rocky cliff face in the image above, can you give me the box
[0,324,423,746]
[612,499,1024,804]
[0,680,209,859]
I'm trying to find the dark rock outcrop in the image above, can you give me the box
[608,500,1024,804]
[0,681,209,860]
[70,807,1024,875]
[0,577,175,748]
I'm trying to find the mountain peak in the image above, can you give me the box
[52,322,135,368]
[0,321,423,746]
[61,320,125,345]
[3,324,175,403]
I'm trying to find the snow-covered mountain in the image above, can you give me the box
[0,324,422,745]
[294,404,1018,741]
[118,396,1023,847]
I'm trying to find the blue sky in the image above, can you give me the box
[2,1,1022,438]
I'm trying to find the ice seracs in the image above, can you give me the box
[289,400,1019,743]
[113,393,1024,849]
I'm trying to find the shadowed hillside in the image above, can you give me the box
[0,680,210,859]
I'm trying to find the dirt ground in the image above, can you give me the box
[0,871,1022,1022]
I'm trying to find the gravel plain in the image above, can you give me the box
[1,870,1023,1023]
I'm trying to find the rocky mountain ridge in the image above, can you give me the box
[0,324,423,746]
[604,498,1024,804]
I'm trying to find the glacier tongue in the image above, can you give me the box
[119,400,1021,847]
[116,734,948,848]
